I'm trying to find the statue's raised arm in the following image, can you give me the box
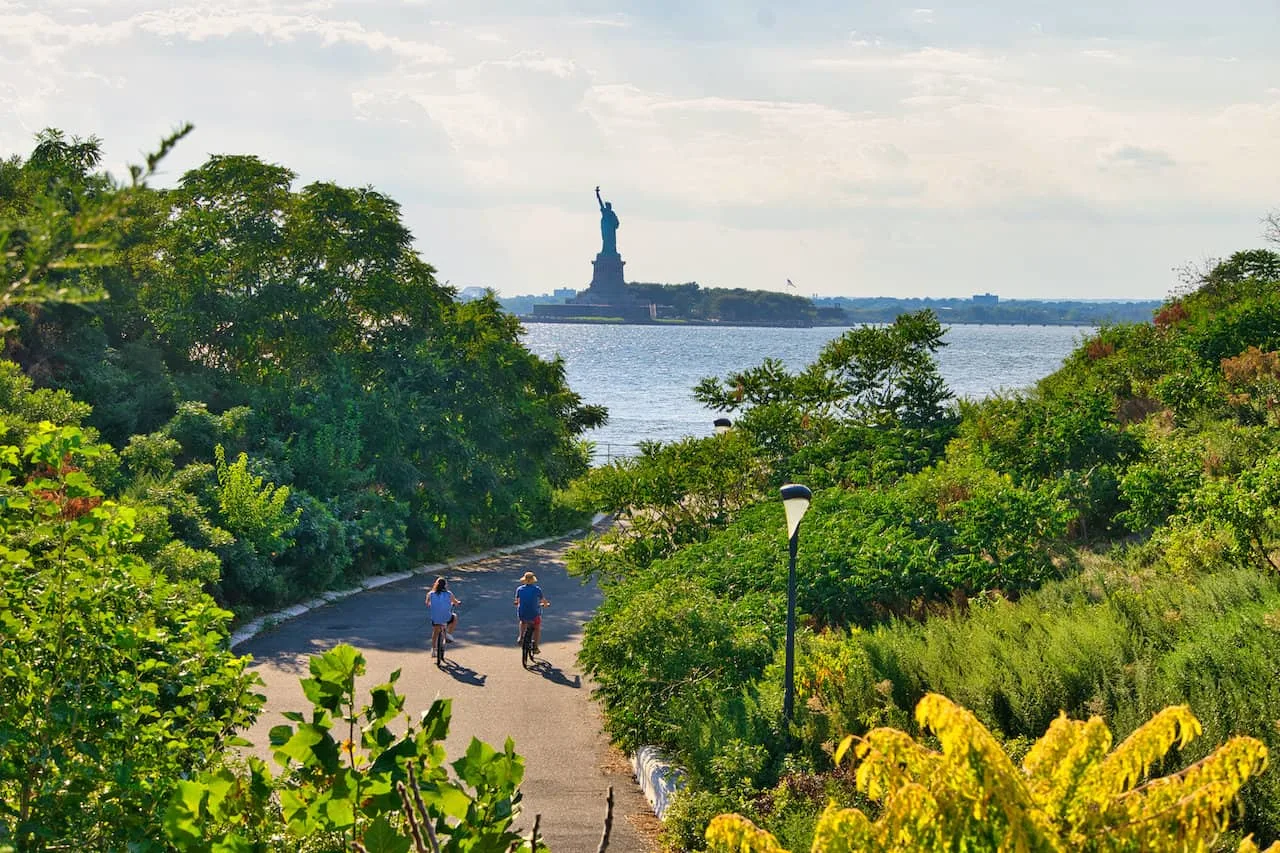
[596,185,605,212]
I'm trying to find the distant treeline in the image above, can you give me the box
[816,296,1162,326]
[502,283,1160,327]
[629,281,835,326]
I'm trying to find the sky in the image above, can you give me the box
[2,1,1278,301]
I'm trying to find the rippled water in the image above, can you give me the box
[520,323,1092,459]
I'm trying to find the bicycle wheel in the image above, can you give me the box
[435,627,445,667]
[521,623,534,669]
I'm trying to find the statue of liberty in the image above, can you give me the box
[596,186,619,257]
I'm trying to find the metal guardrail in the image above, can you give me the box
[590,442,645,465]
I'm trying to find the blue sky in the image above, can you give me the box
[2,0,1278,299]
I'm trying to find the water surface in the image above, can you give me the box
[520,323,1091,460]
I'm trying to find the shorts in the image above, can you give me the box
[519,614,542,626]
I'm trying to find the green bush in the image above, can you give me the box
[166,645,542,852]
[274,491,352,597]
[213,444,299,557]
[1190,296,1280,365]
[958,388,1138,485]
[579,577,774,752]
[1116,429,1205,531]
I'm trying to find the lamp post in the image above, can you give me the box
[713,417,732,435]
[780,483,812,727]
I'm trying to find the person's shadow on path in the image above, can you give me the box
[527,659,581,688]
[437,659,486,686]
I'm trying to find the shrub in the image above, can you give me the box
[566,430,769,584]
[707,695,1279,853]
[959,388,1138,485]
[213,443,299,557]
[1116,430,1204,532]
[579,577,774,752]
[1190,297,1280,366]
[165,644,542,852]
[273,491,352,598]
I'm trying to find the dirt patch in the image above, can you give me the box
[601,744,664,852]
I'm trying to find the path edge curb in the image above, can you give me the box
[631,745,686,821]
[229,513,610,650]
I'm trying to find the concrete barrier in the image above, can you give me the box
[631,745,686,820]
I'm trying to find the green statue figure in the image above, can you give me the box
[596,185,619,257]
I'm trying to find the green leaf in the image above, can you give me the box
[278,788,311,831]
[268,724,295,747]
[161,780,208,845]
[276,723,339,772]
[453,737,499,788]
[428,781,474,820]
[420,698,451,742]
[323,791,356,828]
[211,834,257,853]
[360,815,411,853]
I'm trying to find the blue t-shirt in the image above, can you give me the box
[515,584,543,620]
[427,590,454,625]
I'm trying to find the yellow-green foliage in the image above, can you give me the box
[213,443,299,554]
[707,694,1277,853]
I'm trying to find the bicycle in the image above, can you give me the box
[432,607,457,668]
[518,600,550,669]
[434,620,448,667]
[520,619,537,669]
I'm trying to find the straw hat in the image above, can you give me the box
[520,571,537,584]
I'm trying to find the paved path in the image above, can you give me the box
[239,540,656,853]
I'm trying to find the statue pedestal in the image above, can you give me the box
[533,248,654,322]
[588,251,627,300]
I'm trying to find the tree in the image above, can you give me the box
[0,423,260,849]
[817,310,954,428]
[692,311,956,481]
[695,310,955,430]
[4,130,606,613]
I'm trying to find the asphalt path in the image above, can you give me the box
[239,539,657,853]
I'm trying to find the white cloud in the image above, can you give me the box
[1,0,1278,300]
[1102,145,1176,170]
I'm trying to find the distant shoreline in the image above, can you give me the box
[501,290,1161,328]
[517,316,1110,329]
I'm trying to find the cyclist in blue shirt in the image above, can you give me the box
[514,571,549,653]
[426,577,460,651]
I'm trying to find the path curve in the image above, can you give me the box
[238,539,656,853]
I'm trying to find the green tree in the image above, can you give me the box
[4,130,606,614]
[0,423,260,850]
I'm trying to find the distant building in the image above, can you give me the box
[552,288,577,302]
[458,286,490,302]
[972,292,999,305]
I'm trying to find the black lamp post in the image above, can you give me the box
[713,417,732,435]
[780,483,812,727]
